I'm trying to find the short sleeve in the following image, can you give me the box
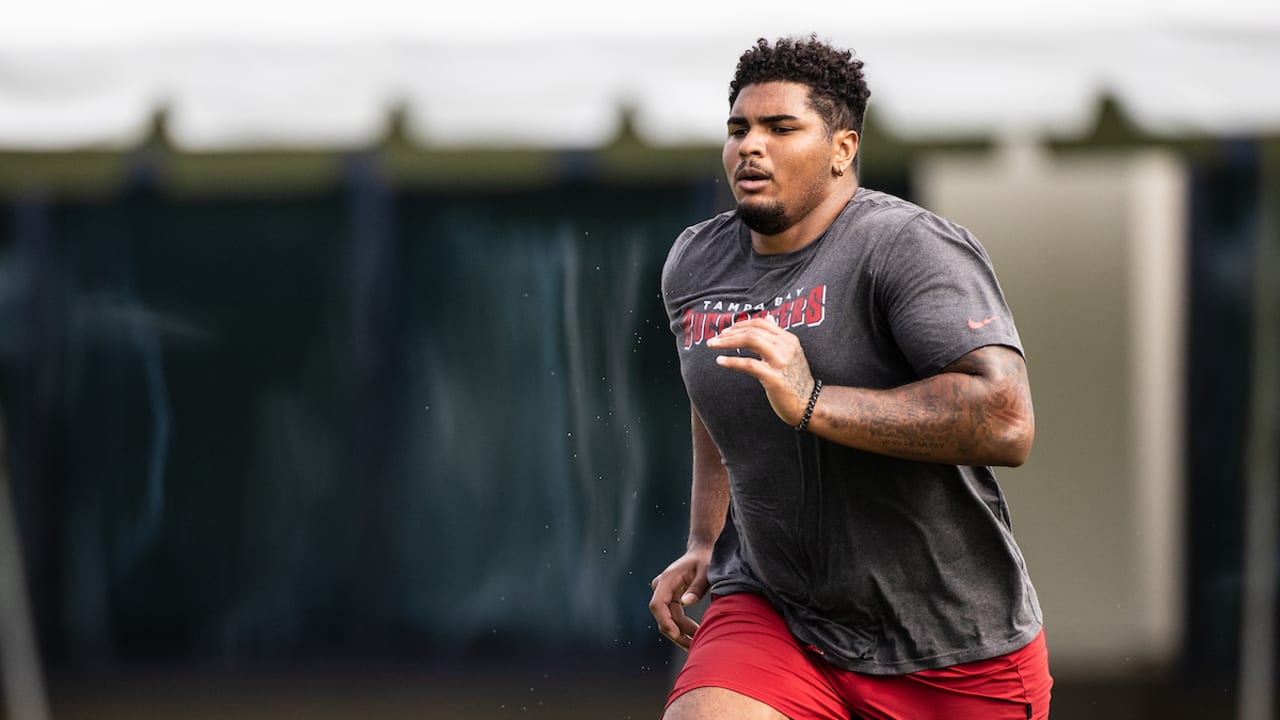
[875,212,1022,377]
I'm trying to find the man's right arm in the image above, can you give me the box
[686,404,730,551]
[648,404,729,650]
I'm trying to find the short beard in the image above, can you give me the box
[735,201,791,236]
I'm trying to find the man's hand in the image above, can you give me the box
[648,548,713,650]
[707,316,815,426]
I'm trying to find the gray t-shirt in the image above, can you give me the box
[661,188,1043,675]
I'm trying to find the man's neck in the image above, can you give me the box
[750,181,860,255]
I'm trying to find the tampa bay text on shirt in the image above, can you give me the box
[681,285,828,349]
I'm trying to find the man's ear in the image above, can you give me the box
[834,129,859,170]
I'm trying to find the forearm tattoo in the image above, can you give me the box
[783,362,813,418]
[825,346,1032,464]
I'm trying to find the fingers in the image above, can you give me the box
[670,606,699,649]
[649,584,699,649]
[649,562,709,650]
[651,571,709,607]
[681,570,711,607]
[707,316,787,351]
[706,315,812,423]
[708,320,795,369]
[648,573,681,637]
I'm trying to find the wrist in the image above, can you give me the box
[685,537,717,554]
[795,378,823,431]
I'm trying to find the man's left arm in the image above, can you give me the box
[708,318,1034,467]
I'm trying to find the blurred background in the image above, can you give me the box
[0,1,1278,718]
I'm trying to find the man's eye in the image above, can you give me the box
[773,127,794,134]
[728,128,748,138]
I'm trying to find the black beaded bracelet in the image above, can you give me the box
[795,378,823,432]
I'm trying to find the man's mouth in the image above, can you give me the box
[734,165,771,191]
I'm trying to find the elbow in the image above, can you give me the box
[993,415,1035,467]
[984,372,1035,467]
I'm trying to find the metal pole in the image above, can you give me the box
[0,409,52,720]
[1238,140,1278,720]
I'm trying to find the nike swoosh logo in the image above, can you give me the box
[967,316,997,330]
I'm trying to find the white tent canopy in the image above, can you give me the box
[2,0,1280,151]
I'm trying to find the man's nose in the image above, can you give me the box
[738,128,765,156]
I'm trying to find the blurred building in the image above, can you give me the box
[0,4,1278,718]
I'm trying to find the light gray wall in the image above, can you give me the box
[918,144,1188,678]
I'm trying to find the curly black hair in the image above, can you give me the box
[729,35,871,138]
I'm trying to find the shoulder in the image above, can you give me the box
[663,210,738,277]
[830,188,937,253]
[674,210,737,252]
[845,189,986,261]
[844,188,930,229]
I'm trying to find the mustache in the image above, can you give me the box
[733,161,771,181]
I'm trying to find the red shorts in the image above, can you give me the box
[667,593,1052,720]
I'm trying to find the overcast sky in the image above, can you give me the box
[3,0,1279,149]
[6,0,1280,46]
